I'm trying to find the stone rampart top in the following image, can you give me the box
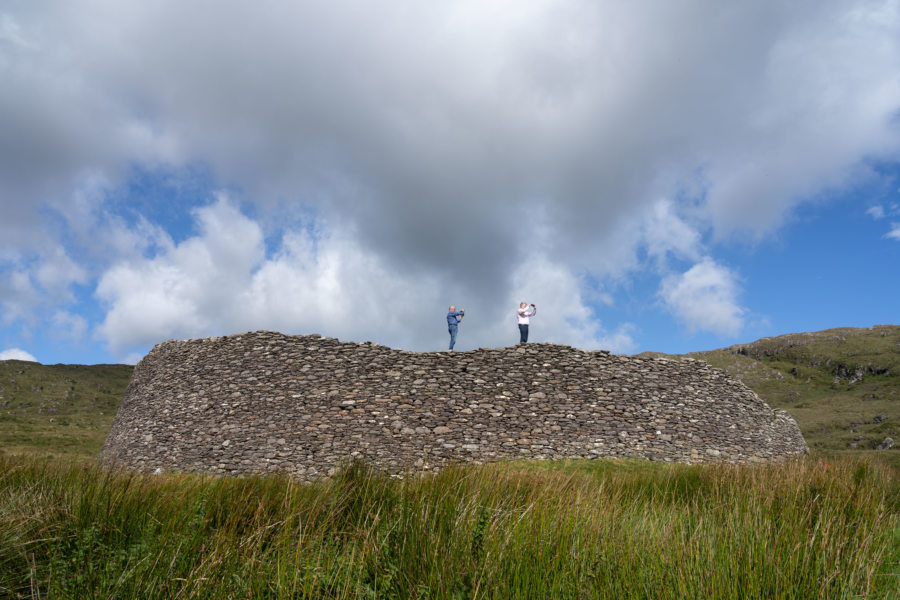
[101,331,807,477]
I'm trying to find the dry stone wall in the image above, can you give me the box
[101,331,807,477]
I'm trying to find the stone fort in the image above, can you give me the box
[101,331,808,477]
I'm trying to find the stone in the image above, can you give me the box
[100,331,808,479]
[876,437,894,451]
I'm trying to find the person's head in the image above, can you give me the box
[520,302,527,308]
[449,305,456,312]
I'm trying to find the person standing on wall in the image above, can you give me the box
[447,305,465,350]
[517,302,536,343]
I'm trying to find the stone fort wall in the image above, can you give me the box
[101,331,807,477]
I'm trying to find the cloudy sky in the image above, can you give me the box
[2,0,900,365]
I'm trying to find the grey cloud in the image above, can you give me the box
[2,0,900,332]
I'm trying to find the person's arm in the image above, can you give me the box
[529,305,537,317]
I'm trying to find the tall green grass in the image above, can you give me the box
[1,456,897,599]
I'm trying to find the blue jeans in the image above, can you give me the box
[518,324,528,343]
[448,324,458,350]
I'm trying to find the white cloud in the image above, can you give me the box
[94,196,446,353]
[0,348,38,362]
[237,226,447,347]
[0,269,41,326]
[0,13,29,48]
[503,255,632,351]
[51,310,88,342]
[866,205,900,240]
[596,324,640,355]
[95,195,265,350]
[0,242,91,335]
[642,199,703,264]
[659,258,746,337]
[120,352,144,365]
[94,198,632,355]
[35,246,87,297]
[702,2,900,234]
[866,205,886,219]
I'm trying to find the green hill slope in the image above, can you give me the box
[0,360,133,460]
[687,325,900,456]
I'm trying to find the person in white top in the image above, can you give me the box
[517,302,537,343]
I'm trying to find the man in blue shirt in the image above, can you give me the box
[446,305,465,350]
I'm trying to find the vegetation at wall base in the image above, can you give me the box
[0,456,897,599]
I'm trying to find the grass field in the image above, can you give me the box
[1,456,897,599]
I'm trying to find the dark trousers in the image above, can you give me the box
[518,324,529,343]
[448,324,458,350]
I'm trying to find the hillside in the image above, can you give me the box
[0,360,132,460]
[686,325,900,456]
[1,325,898,464]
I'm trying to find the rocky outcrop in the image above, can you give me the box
[101,331,808,477]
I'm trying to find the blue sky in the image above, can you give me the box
[2,1,900,365]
